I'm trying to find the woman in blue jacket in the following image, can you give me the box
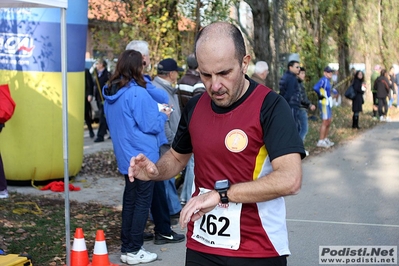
[103,49,171,265]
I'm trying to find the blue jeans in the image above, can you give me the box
[298,108,309,142]
[121,175,154,253]
[164,179,182,215]
[160,144,181,215]
[180,155,195,203]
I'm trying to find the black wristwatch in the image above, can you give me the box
[214,179,230,204]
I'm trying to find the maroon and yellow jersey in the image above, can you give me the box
[172,77,305,258]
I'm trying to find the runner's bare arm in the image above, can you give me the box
[227,153,302,203]
[179,153,302,228]
[154,148,191,181]
[128,149,191,182]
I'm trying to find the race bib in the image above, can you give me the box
[191,187,242,250]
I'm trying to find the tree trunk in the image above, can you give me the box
[336,0,351,92]
[245,0,273,88]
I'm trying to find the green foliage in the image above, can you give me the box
[89,0,239,76]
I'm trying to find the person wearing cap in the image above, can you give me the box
[313,66,334,148]
[371,65,382,119]
[152,58,185,218]
[251,61,269,86]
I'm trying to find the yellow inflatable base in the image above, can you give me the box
[0,70,84,182]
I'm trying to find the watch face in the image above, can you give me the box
[215,179,229,190]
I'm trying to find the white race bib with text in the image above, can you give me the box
[191,187,242,250]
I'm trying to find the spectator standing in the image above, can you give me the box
[297,67,316,154]
[102,50,170,264]
[84,68,95,138]
[388,66,397,115]
[374,69,390,121]
[128,21,304,266]
[177,54,203,205]
[250,61,269,86]
[279,60,301,128]
[152,58,184,217]
[93,58,111,142]
[125,39,185,244]
[351,70,366,129]
[177,53,202,109]
[313,66,334,148]
[370,65,381,119]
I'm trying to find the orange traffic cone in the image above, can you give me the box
[90,230,118,266]
[70,228,89,266]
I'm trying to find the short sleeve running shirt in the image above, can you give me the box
[172,76,305,258]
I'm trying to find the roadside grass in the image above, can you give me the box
[0,195,122,265]
[304,102,397,155]
[0,101,397,265]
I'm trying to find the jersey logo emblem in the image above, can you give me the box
[225,129,248,153]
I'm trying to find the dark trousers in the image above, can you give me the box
[0,153,7,191]
[185,248,287,266]
[96,102,108,138]
[120,175,154,253]
[372,92,378,117]
[151,180,173,235]
[84,100,93,133]
[378,97,388,117]
[352,112,360,128]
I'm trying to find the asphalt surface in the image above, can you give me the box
[8,118,399,265]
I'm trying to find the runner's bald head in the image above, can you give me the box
[195,22,246,65]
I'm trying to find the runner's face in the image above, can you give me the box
[196,37,250,107]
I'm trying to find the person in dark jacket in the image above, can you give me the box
[177,54,202,110]
[93,58,111,142]
[84,68,95,138]
[298,67,316,147]
[351,70,365,129]
[374,69,390,121]
[279,60,301,127]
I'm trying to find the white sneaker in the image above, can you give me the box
[380,116,385,122]
[324,138,334,147]
[126,248,157,265]
[317,140,330,148]
[120,253,127,263]
[0,189,9,199]
[386,116,392,122]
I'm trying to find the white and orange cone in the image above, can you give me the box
[70,228,89,266]
[89,230,118,266]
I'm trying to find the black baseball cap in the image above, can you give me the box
[157,58,184,72]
